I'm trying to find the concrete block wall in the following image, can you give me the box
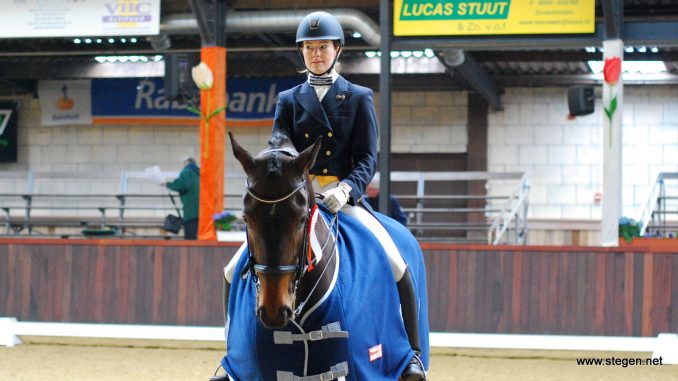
[489,87,678,222]
[383,91,468,153]
[3,86,678,227]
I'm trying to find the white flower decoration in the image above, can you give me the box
[191,62,214,90]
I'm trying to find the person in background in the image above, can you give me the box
[163,156,200,240]
[366,180,408,226]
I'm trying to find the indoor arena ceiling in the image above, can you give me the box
[3,0,678,101]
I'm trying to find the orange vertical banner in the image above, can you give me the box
[198,46,226,240]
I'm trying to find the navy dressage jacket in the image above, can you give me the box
[272,75,378,204]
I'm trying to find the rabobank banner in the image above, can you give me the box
[90,77,303,127]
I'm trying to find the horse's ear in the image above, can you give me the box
[229,131,255,174]
[294,137,321,173]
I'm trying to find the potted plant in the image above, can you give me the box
[213,211,246,242]
[213,211,236,231]
[618,217,641,243]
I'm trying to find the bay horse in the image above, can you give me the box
[220,132,429,381]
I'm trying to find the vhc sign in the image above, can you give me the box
[91,77,303,126]
[103,1,154,23]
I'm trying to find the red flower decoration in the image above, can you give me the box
[603,57,621,85]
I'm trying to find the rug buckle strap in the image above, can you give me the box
[276,362,348,381]
[273,322,349,345]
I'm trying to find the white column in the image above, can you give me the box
[601,39,623,246]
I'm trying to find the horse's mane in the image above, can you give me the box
[264,132,297,177]
[268,131,296,151]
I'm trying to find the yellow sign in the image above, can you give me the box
[394,0,595,36]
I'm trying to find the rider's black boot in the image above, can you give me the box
[397,268,427,381]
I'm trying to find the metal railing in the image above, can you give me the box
[639,172,678,237]
[2,170,529,243]
[0,170,245,238]
[487,173,530,245]
[375,171,529,244]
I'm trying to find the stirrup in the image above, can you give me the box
[401,353,426,381]
[210,365,230,381]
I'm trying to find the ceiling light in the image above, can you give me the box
[424,49,435,58]
[637,46,647,53]
[390,51,400,58]
[365,51,377,58]
[352,32,361,38]
[130,37,138,43]
[84,38,92,44]
[584,46,596,53]
[73,38,81,44]
[651,47,659,53]
[412,51,424,58]
[401,51,412,58]
[96,38,102,43]
[94,55,159,64]
[108,38,115,43]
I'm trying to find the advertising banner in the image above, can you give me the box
[394,0,595,36]
[0,0,160,37]
[38,80,93,126]
[91,77,302,127]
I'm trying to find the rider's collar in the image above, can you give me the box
[308,69,337,87]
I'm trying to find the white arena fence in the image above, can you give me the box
[1,317,676,364]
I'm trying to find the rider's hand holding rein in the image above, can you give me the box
[322,182,352,213]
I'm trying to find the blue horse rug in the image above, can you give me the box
[220,207,429,381]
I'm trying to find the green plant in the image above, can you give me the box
[213,211,236,231]
[619,217,641,243]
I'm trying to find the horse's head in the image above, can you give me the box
[229,131,321,329]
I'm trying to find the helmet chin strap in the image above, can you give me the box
[297,45,342,76]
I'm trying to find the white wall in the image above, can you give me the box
[489,87,678,221]
[2,86,677,222]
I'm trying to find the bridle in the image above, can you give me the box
[240,148,315,296]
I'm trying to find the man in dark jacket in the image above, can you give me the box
[164,157,200,239]
[366,181,408,226]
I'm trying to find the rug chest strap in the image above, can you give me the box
[273,322,348,345]
[276,361,348,381]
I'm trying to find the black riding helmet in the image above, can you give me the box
[296,11,344,75]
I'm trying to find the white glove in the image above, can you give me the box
[321,183,352,213]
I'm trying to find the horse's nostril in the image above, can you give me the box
[282,306,293,322]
